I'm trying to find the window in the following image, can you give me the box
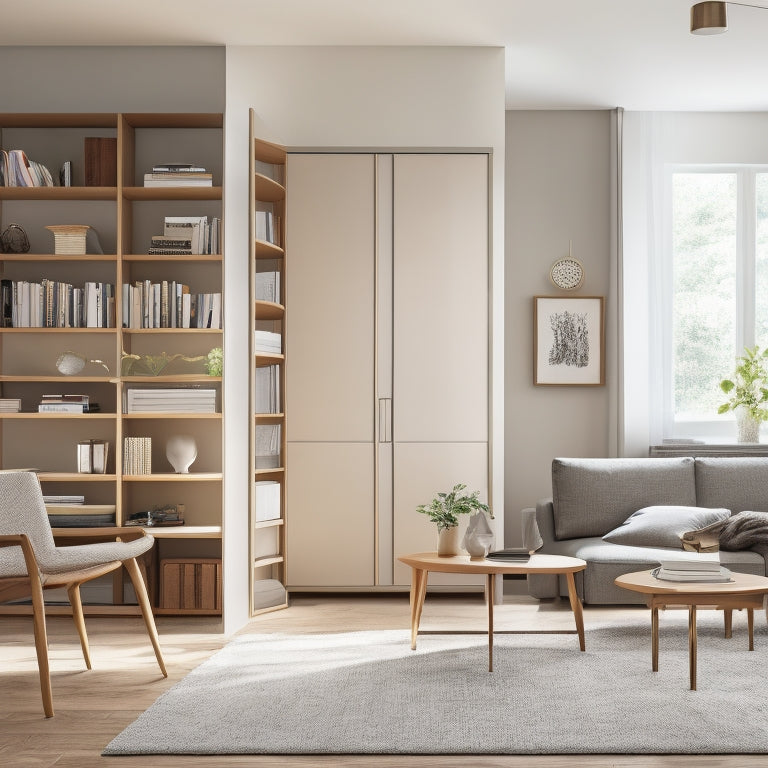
[664,166,768,439]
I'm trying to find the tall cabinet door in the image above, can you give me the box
[285,154,376,587]
[390,154,489,586]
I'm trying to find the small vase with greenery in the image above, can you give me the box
[416,483,492,556]
[718,345,768,443]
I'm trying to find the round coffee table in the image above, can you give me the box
[615,569,768,690]
[397,552,587,671]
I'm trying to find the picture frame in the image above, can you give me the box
[534,296,605,386]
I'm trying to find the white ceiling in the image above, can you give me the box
[5,0,768,110]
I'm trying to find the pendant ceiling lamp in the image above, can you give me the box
[690,1,768,34]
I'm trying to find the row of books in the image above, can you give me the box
[254,364,280,414]
[121,280,221,329]
[77,438,108,473]
[254,424,281,469]
[148,215,221,255]
[144,163,213,188]
[254,330,282,354]
[124,387,218,414]
[0,148,54,187]
[123,436,152,475]
[254,210,281,246]
[255,270,281,304]
[1,279,115,328]
[38,394,100,414]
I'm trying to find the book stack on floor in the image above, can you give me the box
[652,554,732,582]
[143,163,213,187]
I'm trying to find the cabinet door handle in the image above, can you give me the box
[378,398,392,443]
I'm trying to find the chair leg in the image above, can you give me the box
[29,572,54,717]
[66,581,92,670]
[123,557,167,677]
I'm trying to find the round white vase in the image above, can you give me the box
[166,435,198,473]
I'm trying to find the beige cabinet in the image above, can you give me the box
[286,152,489,590]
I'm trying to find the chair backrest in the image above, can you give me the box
[0,471,58,574]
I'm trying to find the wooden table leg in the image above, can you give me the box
[724,608,733,639]
[651,605,659,672]
[565,571,586,651]
[689,605,697,691]
[748,608,754,651]
[487,573,495,672]
[409,567,427,650]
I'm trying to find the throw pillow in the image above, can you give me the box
[602,505,731,548]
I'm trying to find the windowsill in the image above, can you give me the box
[650,442,768,457]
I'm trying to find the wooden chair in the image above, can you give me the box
[0,471,167,717]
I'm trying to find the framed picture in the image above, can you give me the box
[534,296,605,386]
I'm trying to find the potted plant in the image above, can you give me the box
[416,483,493,557]
[718,345,768,443]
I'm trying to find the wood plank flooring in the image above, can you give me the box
[0,592,761,767]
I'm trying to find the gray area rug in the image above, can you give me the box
[104,615,768,755]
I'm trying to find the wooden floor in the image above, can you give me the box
[0,591,762,767]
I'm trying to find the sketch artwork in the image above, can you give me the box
[548,310,589,368]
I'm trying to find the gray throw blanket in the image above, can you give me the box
[681,510,768,556]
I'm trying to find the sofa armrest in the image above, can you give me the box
[533,498,556,545]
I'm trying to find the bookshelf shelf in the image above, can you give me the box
[254,352,285,364]
[0,111,225,617]
[255,300,285,320]
[253,174,285,203]
[254,240,284,260]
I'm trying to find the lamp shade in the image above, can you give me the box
[691,1,728,34]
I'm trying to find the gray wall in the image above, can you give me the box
[504,110,612,545]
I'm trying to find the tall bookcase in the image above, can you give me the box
[0,113,224,616]
[249,110,288,615]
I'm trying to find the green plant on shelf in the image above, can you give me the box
[205,347,223,376]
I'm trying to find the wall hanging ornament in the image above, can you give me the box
[549,241,584,291]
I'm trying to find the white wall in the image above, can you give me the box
[225,46,505,611]
[505,110,612,544]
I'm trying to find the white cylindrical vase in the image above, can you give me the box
[166,435,198,474]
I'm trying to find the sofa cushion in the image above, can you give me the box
[551,457,697,540]
[695,457,768,512]
[602,505,731,548]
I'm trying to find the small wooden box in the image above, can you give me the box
[159,558,222,611]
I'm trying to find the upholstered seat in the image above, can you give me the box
[0,471,166,717]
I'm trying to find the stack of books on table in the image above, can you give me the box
[123,436,152,475]
[38,394,99,413]
[125,387,217,414]
[652,555,732,583]
[143,163,213,187]
[0,398,21,413]
[254,330,282,354]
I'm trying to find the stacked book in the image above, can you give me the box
[0,398,21,413]
[46,503,116,528]
[254,424,281,469]
[652,555,732,583]
[0,148,54,187]
[254,330,282,354]
[255,271,281,303]
[43,494,85,505]
[254,364,280,413]
[254,480,281,522]
[144,163,213,187]
[38,394,99,413]
[125,387,217,414]
[45,225,90,255]
[148,215,221,255]
[123,436,152,475]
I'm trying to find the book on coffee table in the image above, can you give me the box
[485,548,530,562]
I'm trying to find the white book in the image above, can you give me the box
[255,480,281,522]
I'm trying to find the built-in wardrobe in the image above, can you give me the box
[285,152,489,589]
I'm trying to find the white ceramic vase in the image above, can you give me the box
[737,409,761,444]
[437,526,460,556]
[462,510,495,560]
[166,435,198,474]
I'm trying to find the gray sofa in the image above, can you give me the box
[525,456,768,605]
